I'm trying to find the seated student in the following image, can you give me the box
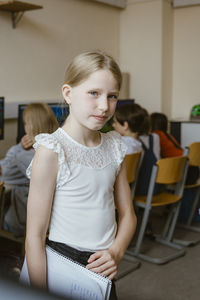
[0,103,58,237]
[150,112,200,221]
[150,112,183,158]
[135,108,161,196]
[112,102,146,154]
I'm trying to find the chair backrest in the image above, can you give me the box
[188,142,200,166]
[125,151,142,184]
[156,156,188,184]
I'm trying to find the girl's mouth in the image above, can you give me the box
[93,115,107,121]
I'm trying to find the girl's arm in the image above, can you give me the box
[25,145,58,289]
[87,159,137,280]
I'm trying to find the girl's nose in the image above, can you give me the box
[98,96,108,112]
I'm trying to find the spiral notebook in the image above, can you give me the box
[20,246,112,300]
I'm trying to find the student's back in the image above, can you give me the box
[135,133,161,195]
[150,112,183,158]
[154,130,183,157]
[1,103,58,236]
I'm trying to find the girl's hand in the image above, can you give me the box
[86,249,120,280]
[21,134,33,150]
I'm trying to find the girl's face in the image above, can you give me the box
[112,116,127,136]
[62,69,119,131]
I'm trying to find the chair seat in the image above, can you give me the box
[185,182,200,189]
[135,192,180,207]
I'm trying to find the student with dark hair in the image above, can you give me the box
[150,112,200,222]
[135,109,161,195]
[113,103,161,196]
[112,103,147,154]
[150,112,183,158]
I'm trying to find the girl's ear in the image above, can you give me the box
[62,84,72,105]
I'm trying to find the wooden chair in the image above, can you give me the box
[175,142,200,246]
[0,182,25,254]
[115,152,142,280]
[126,156,188,264]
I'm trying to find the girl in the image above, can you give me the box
[22,51,137,299]
[0,103,58,237]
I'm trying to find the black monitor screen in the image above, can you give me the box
[116,99,135,108]
[17,103,69,143]
[0,97,4,140]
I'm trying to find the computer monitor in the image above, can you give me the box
[17,102,69,143]
[0,97,4,140]
[116,98,135,108]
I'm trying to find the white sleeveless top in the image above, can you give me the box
[27,128,127,251]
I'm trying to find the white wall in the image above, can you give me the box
[0,0,120,105]
[0,0,120,157]
[120,0,163,113]
[172,5,200,119]
[1,0,200,156]
[161,0,173,116]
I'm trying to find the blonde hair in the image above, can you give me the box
[23,103,59,142]
[64,50,122,90]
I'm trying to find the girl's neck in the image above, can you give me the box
[62,117,101,147]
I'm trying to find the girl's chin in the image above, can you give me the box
[90,125,104,131]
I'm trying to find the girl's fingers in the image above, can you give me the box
[101,266,117,278]
[87,249,118,280]
[108,271,118,281]
[87,251,111,266]
[87,251,102,263]
[87,260,114,274]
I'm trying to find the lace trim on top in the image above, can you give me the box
[54,128,127,171]
[26,129,127,188]
[26,134,70,188]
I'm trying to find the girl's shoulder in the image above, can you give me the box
[102,131,127,164]
[102,130,127,151]
[27,129,70,188]
[33,130,59,151]
[103,130,123,143]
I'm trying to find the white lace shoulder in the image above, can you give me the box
[105,131,127,174]
[53,128,127,172]
[26,133,70,188]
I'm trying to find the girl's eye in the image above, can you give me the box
[89,91,98,96]
[108,94,118,100]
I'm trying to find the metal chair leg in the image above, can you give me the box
[174,188,200,246]
[134,206,151,255]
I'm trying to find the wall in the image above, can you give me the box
[0,0,120,157]
[172,5,200,119]
[0,0,120,103]
[161,0,173,116]
[120,0,163,113]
